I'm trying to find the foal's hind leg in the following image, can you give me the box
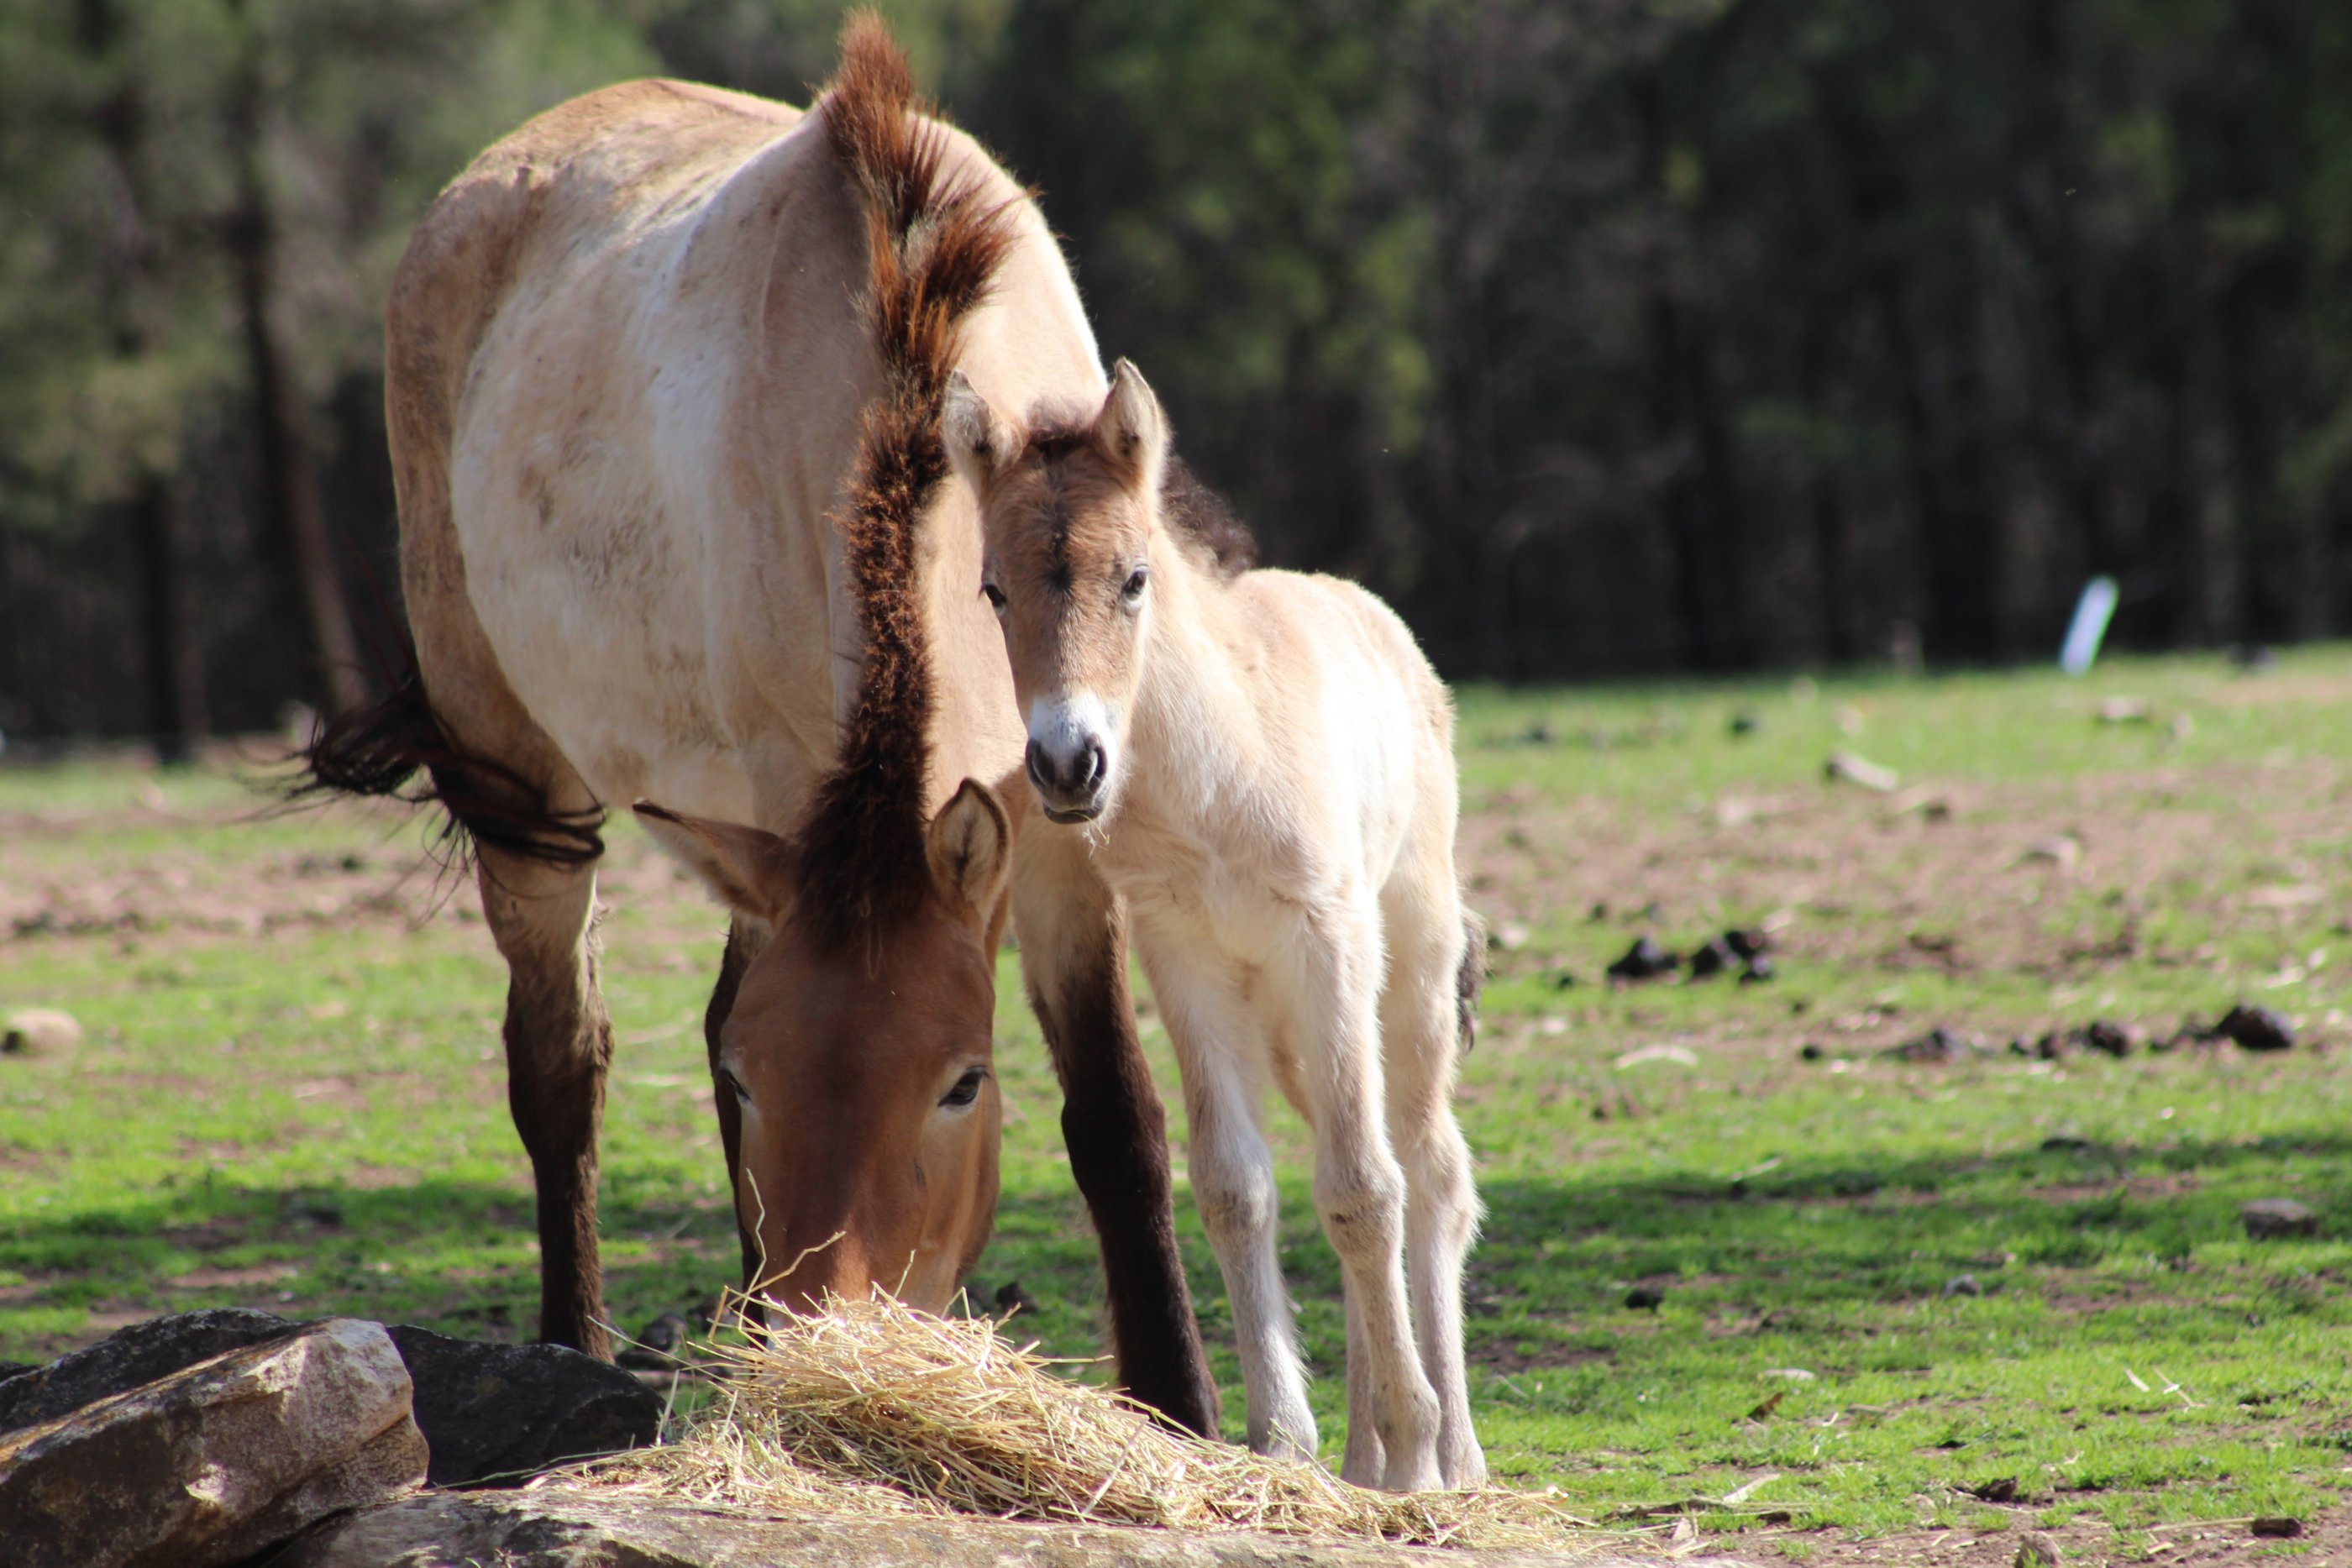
[475,840,615,1358]
[1381,887,1488,1487]
[1283,902,1441,1492]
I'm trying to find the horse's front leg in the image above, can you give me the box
[1011,817,1220,1435]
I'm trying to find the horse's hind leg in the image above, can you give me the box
[475,838,615,1358]
[1381,882,1488,1487]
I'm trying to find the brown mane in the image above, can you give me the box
[788,12,1021,954]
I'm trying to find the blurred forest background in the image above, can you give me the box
[3,0,2349,748]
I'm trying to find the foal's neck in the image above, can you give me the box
[1126,548,1257,828]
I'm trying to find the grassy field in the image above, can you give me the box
[3,649,2349,1562]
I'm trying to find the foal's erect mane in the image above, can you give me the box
[1018,411,1258,581]
[791,12,1019,954]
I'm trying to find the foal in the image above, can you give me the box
[944,363,1486,1492]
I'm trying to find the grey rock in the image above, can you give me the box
[0,1308,297,1438]
[1,1008,81,1060]
[1940,1274,1983,1298]
[2240,1198,2320,1240]
[275,1486,1709,1568]
[0,1316,427,1568]
[2015,1528,2062,1566]
[385,1324,662,1487]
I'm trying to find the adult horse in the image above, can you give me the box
[302,17,1216,1434]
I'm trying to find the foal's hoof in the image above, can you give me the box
[1380,1450,1445,1492]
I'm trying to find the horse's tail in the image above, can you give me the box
[1456,910,1487,1057]
[292,645,603,871]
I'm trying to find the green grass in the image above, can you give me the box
[5,649,2352,1553]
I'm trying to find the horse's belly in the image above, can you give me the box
[450,424,756,821]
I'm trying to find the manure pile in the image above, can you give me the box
[586,1295,1587,1550]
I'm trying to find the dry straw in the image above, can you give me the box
[588,1293,1589,1550]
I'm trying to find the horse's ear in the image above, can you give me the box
[633,801,796,926]
[1095,359,1168,496]
[942,370,1016,496]
[925,778,1011,923]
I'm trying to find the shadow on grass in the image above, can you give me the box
[0,1174,742,1351]
[7,1130,2347,1363]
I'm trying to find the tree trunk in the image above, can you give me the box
[224,11,366,718]
[130,479,206,761]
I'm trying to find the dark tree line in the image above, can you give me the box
[4,0,2349,745]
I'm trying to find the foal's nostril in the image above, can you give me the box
[1024,737,1051,792]
[1079,741,1106,791]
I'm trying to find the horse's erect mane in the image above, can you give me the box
[789,11,1021,954]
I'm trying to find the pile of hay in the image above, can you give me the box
[588,1294,1585,1550]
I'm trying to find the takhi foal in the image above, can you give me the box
[945,363,1488,1491]
[299,19,1217,1434]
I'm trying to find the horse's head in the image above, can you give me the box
[632,780,1011,1314]
[945,360,1173,828]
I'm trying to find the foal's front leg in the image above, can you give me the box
[1286,908,1442,1492]
[1012,818,1219,1435]
[1149,944,1318,1463]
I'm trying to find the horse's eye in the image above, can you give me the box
[1121,566,1148,603]
[940,1066,988,1109]
[718,1068,750,1104]
[981,582,1005,613]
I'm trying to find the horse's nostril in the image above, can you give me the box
[1080,741,1106,790]
[1024,738,1052,791]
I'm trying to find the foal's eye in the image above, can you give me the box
[940,1066,988,1109]
[1121,566,1148,603]
[980,582,1005,613]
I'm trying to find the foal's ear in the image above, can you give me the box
[633,801,796,926]
[942,370,1016,496]
[1095,359,1168,496]
[925,779,1012,923]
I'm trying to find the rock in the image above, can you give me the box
[1738,955,1776,984]
[1941,1274,1983,1298]
[1625,1286,1666,1312]
[0,1317,426,1568]
[0,1308,297,1439]
[1824,750,1899,792]
[1729,710,1762,737]
[274,1487,1688,1568]
[1,1009,81,1061]
[2215,1004,2294,1052]
[1966,1476,2019,1502]
[2250,1517,2303,1539]
[1686,937,1737,979]
[2096,695,2152,724]
[1798,1042,1824,1061]
[0,1362,35,1386]
[2022,834,2082,870]
[992,1280,1041,1319]
[2080,1020,2136,1058]
[383,1324,662,1488]
[1723,927,1771,960]
[1489,922,1530,952]
[614,1312,695,1371]
[2040,1135,2096,1154]
[2014,1528,2062,1566]
[2240,1198,2319,1240]
[1607,936,1678,983]
[1886,1026,1982,1063]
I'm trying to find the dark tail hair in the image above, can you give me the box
[1456,910,1487,1056]
[293,653,604,871]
